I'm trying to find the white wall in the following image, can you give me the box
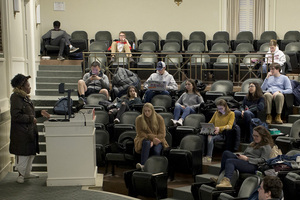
[40,0,221,41]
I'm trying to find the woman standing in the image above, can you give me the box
[203,99,235,163]
[134,103,169,168]
[109,85,142,123]
[171,79,204,126]
[216,125,273,188]
[234,82,265,142]
[10,74,50,183]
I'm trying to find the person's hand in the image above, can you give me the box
[122,102,126,105]
[150,141,154,148]
[266,72,272,79]
[273,91,280,98]
[33,118,37,124]
[41,110,50,119]
[153,138,161,145]
[241,110,244,118]
[134,92,137,98]
[214,127,220,134]
[237,154,249,161]
[181,105,185,109]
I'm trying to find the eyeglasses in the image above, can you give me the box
[248,85,255,88]
[119,35,125,37]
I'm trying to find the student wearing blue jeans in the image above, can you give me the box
[134,103,169,168]
[171,79,204,126]
[216,126,273,188]
[234,82,265,142]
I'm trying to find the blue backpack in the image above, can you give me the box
[53,97,73,115]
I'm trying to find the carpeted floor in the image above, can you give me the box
[0,172,138,200]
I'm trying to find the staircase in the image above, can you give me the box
[32,60,82,171]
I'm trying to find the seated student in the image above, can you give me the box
[134,103,169,168]
[171,79,204,126]
[203,99,235,163]
[261,63,292,124]
[41,20,79,61]
[257,176,283,200]
[215,126,273,189]
[143,61,178,103]
[108,31,134,63]
[235,82,265,142]
[262,39,286,75]
[108,85,142,124]
[77,61,109,104]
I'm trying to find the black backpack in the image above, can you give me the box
[53,97,73,115]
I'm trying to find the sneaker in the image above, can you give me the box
[216,177,232,188]
[24,173,39,179]
[57,55,65,61]
[16,175,24,184]
[136,163,144,171]
[114,118,120,124]
[176,118,183,126]
[78,97,86,105]
[275,114,283,124]
[70,46,79,53]
[206,157,212,163]
[210,177,218,183]
[171,119,177,125]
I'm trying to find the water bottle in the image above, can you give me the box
[132,42,136,50]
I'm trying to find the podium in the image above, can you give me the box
[44,109,97,186]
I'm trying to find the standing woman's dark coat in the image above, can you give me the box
[10,88,39,155]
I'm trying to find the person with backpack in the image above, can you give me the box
[171,79,204,126]
[235,82,265,142]
[10,74,50,184]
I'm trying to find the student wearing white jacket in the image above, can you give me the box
[262,39,286,73]
[143,61,178,103]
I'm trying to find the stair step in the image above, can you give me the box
[33,153,47,164]
[195,173,219,183]
[32,163,47,172]
[207,163,221,175]
[38,142,46,152]
[36,82,78,90]
[39,65,82,71]
[38,132,45,142]
[35,89,78,96]
[36,77,81,83]
[37,123,45,132]
[288,114,300,123]
[37,70,82,77]
[269,123,293,135]
[169,186,193,200]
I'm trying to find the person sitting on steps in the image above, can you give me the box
[261,63,292,124]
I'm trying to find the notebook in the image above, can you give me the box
[147,80,167,91]
[51,30,64,39]
[199,123,216,135]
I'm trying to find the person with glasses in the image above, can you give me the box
[234,82,265,142]
[215,126,273,189]
[261,63,292,124]
[108,31,134,63]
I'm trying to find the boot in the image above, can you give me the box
[275,114,283,124]
[216,177,232,188]
[266,114,272,124]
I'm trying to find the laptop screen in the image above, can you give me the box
[147,81,167,91]
[200,123,215,135]
[51,31,64,39]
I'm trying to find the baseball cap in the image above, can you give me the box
[156,61,166,71]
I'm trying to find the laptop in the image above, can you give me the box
[199,123,216,135]
[147,80,167,91]
[51,30,64,39]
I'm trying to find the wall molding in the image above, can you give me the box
[11,57,26,62]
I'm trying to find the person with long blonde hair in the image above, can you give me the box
[134,103,169,168]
